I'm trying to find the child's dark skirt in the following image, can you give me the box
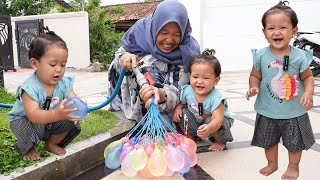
[179,108,234,144]
[10,117,81,156]
[251,113,315,152]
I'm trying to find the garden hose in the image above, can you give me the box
[0,68,126,111]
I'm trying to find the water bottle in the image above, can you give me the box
[64,97,89,121]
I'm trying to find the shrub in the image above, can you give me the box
[57,0,123,66]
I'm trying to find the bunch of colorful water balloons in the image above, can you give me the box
[104,100,197,177]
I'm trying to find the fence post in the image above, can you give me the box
[0,55,4,88]
[0,61,4,88]
[0,14,3,87]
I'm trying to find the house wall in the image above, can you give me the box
[182,0,320,71]
[179,0,202,47]
[11,11,90,68]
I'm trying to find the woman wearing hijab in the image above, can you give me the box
[107,0,200,126]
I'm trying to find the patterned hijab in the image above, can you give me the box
[121,0,200,71]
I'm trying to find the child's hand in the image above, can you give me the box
[197,124,212,139]
[173,107,182,122]
[246,87,259,100]
[55,99,80,122]
[300,91,313,110]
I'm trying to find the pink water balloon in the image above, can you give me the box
[123,136,129,143]
[122,142,131,149]
[178,142,197,167]
[121,150,138,177]
[176,147,191,174]
[172,134,185,145]
[139,164,154,178]
[189,151,198,167]
[163,167,175,176]
[144,144,154,157]
[164,132,179,144]
[120,145,134,164]
[183,137,197,153]
[163,145,184,171]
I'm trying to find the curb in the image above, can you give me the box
[4,112,134,180]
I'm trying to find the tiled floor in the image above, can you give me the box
[3,69,320,180]
[101,71,320,180]
[198,72,320,180]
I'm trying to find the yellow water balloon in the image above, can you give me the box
[147,146,167,177]
[103,138,123,158]
[130,146,147,170]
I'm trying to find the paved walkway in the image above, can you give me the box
[3,68,320,180]
[3,68,110,108]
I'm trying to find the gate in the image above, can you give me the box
[15,19,43,68]
[0,14,15,72]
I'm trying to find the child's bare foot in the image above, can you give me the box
[281,165,299,180]
[208,141,225,151]
[259,163,278,176]
[45,143,66,156]
[23,147,40,161]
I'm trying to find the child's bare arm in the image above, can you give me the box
[22,91,78,124]
[246,66,261,100]
[197,102,224,138]
[300,68,314,110]
[173,103,186,122]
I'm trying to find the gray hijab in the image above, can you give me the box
[121,0,200,71]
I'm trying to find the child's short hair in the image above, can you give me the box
[261,1,298,28]
[189,48,221,77]
[28,26,68,60]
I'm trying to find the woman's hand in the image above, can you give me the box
[119,53,139,71]
[139,85,162,109]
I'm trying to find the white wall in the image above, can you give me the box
[182,0,320,71]
[179,0,202,46]
[11,11,90,68]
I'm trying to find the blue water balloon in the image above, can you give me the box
[64,97,89,119]
[105,145,122,169]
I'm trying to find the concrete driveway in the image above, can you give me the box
[2,68,320,180]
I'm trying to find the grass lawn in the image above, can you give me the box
[0,88,118,175]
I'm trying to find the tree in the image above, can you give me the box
[0,1,11,15]
[57,0,123,65]
[0,0,56,16]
